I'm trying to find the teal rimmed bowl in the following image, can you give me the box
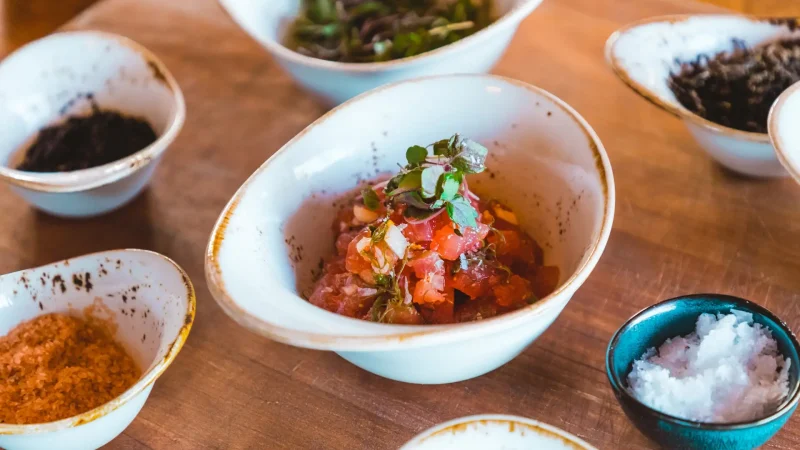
[606,294,800,450]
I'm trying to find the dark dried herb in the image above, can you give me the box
[17,99,157,172]
[287,0,495,63]
[669,38,800,133]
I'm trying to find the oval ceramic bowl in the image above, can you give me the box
[400,414,597,449]
[606,294,800,450]
[768,80,800,184]
[0,250,196,450]
[218,0,543,106]
[205,74,615,384]
[0,31,185,218]
[606,15,800,177]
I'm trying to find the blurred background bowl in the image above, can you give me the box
[606,15,800,178]
[0,31,185,218]
[400,414,597,449]
[218,0,544,106]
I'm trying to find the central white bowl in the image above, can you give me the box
[205,74,614,384]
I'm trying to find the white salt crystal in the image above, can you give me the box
[627,309,791,423]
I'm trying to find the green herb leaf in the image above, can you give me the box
[308,0,337,22]
[452,138,488,174]
[386,169,422,196]
[362,187,380,211]
[446,195,479,229]
[421,165,445,198]
[432,138,453,156]
[406,145,428,165]
[440,173,461,201]
[394,191,430,210]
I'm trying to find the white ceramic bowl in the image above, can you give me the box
[400,415,597,449]
[218,0,543,106]
[205,74,614,384]
[0,31,185,218]
[0,250,195,450]
[606,15,800,178]
[769,80,800,184]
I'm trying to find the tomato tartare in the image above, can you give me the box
[308,135,559,324]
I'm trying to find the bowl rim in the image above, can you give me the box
[217,0,542,73]
[604,13,774,143]
[768,79,800,184]
[399,414,597,449]
[605,293,800,430]
[0,30,186,193]
[205,73,616,351]
[0,249,196,435]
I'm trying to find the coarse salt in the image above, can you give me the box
[627,310,791,423]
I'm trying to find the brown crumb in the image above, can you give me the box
[0,313,140,424]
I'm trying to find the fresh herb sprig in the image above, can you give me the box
[288,0,495,63]
[383,134,487,229]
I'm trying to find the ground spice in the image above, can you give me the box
[0,313,141,425]
[16,96,157,172]
[669,38,800,133]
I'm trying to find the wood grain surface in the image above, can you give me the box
[2,0,800,448]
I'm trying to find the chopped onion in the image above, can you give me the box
[384,222,409,257]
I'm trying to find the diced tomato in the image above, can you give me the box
[308,272,379,318]
[449,264,505,299]
[335,230,360,256]
[406,251,444,279]
[382,302,425,325]
[412,277,447,305]
[401,212,451,243]
[430,222,490,260]
[489,229,536,264]
[532,265,560,299]
[454,296,498,322]
[492,275,533,308]
[419,288,455,324]
[345,229,373,277]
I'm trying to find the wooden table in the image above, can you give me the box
[2,0,800,448]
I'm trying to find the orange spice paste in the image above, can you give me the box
[0,313,141,425]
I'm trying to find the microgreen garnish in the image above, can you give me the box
[384,134,487,229]
[446,196,479,229]
[406,145,428,165]
[288,0,495,64]
[362,187,380,210]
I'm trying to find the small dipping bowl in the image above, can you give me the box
[606,294,800,450]
[400,414,596,449]
[0,31,185,218]
[606,15,800,178]
[0,249,195,450]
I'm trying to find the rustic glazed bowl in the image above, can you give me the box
[206,74,615,384]
[400,414,597,449]
[0,31,185,218]
[0,250,196,450]
[218,0,543,106]
[768,80,800,184]
[606,294,800,450]
[606,15,800,177]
